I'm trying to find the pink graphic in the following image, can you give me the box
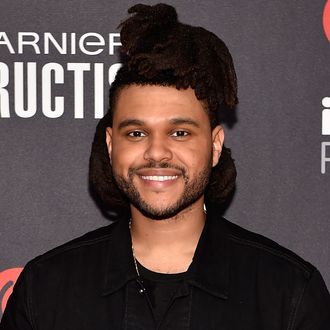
[323,0,330,42]
[0,267,23,314]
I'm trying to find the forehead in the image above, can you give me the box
[113,84,209,125]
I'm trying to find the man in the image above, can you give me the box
[1,3,330,329]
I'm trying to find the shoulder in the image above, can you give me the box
[26,220,120,269]
[218,216,316,279]
[218,217,330,327]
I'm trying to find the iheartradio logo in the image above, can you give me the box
[322,97,330,174]
[0,267,23,317]
[323,0,330,42]
[322,97,330,135]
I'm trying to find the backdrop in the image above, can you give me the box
[1,0,330,319]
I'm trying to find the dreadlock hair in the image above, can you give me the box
[89,3,238,215]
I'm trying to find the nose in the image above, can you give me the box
[143,134,173,162]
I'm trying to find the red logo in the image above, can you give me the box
[323,0,330,42]
[0,268,23,316]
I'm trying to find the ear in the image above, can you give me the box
[211,125,224,167]
[105,127,113,164]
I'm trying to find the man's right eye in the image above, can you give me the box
[127,131,146,138]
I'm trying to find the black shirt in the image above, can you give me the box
[1,208,330,329]
[136,260,187,327]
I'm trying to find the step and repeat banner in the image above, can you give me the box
[1,0,330,319]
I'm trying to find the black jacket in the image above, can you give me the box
[1,210,330,329]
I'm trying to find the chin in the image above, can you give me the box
[132,198,194,221]
[137,208,182,221]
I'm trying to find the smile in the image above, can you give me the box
[140,175,179,181]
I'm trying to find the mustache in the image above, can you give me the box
[128,161,187,177]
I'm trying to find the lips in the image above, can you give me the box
[135,168,183,177]
[135,168,182,187]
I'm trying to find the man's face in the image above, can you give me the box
[106,85,223,219]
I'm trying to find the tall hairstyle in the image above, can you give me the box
[89,3,238,214]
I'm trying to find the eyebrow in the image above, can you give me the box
[118,119,145,130]
[169,117,200,128]
[117,117,200,130]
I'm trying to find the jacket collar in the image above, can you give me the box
[102,209,230,300]
[102,216,137,295]
[186,209,230,299]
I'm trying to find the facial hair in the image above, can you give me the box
[113,158,212,220]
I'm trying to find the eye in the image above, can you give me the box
[127,130,147,138]
[171,130,190,138]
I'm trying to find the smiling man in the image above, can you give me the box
[107,85,221,220]
[105,84,222,276]
[1,3,330,330]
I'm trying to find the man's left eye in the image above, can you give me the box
[171,131,189,137]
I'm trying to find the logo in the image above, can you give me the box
[322,97,330,135]
[323,0,330,42]
[0,31,122,119]
[0,267,23,317]
[321,97,330,174]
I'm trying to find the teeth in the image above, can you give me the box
[141,175,178,181]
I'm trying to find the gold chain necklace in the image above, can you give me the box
[129,219,141,278]
[129,219,147,295]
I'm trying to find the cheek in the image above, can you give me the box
[175,140,212,171]
[111,140,143,174]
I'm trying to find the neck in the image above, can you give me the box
[129,197,206,273]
